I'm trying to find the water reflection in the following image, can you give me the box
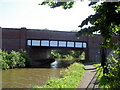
[51,61,58,69]
[2,68,63,88]
[51,60,74,68]
[2,60,74,88]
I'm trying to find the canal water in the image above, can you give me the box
[2,60,74,88]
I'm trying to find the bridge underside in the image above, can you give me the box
[27,46,89,67]
[27,47,50,67]
[26,39,89,67]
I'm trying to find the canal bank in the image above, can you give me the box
[2,61,90,88]
[33,62,85,88]
[2,60,75,88]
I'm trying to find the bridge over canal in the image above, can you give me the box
[1,27,104,66]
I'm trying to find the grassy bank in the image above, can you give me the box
[33,63,85,89]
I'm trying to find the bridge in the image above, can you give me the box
[1,27,104,67]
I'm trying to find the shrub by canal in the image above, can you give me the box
[50,50,85,60]
[33,63,85,89]
[0,49,31,70]
[93,54,120,89]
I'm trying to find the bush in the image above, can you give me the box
[94,53,120,89]
[19,50,32,68]
[33,63,85,89]
[0,49,31,70]
[0,50,10,70]
[50,50,84,60]
[105,54,120,88]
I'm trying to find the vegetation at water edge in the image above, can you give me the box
[33,62,85,89]
[0,49,31,70]
[50,50,85,60]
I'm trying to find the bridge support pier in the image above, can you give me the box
[27,47,51,67]
[85,48,89,61]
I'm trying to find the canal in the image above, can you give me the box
[2,60,74,88]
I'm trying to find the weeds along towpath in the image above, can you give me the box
[77,62,99,89]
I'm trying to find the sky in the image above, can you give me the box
[0,0,95,31]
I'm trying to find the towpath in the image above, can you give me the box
[77,63,99,89]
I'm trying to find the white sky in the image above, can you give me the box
[0,0,95,31]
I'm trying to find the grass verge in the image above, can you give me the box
[33,63,85,89]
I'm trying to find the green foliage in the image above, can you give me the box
[50,50,84,60]
[106,54,120,88]
[40,0,76,9]
[79,52,85,60]
[19,50,32,68]
[33,63,85,89]
[93,63,100,68]
[9,51,19,68]
[78,2,120,48]
[93,63,111,88]
[70,30,79,32]
[40,0,120,48]
[0,50,10,70]
[40,1,120,89]
[94,52,120,88]
[62,55,73,60]
[51,51,61,58]
[0,49,31,70]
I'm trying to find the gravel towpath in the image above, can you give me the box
[77,63,99,89]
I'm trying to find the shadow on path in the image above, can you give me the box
[77,62,99,89]
[85,68,96,71]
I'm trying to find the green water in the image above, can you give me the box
[2,68,64,88]
[2,60,74,88]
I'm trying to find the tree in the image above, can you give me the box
[79,2,120,47]
[40,1,120,47]
[39,1,120,48]
[40,1,120,88]
[39,0,120,53]
[40,0,75,9]
[40,0,120,71]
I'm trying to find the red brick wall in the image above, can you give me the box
[27,29,88,41]
[2,28,27,51]
[2,27,105,61]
